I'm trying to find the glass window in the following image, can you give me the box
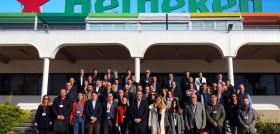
[244,74,260,95]
[259,75,276,95]
[114,23,125,31]
[204,22,214,30]
[102,23,113,30]
[10,74,25,95]
[24,74,40,95]
[276,75,280,95]
[141,23,165,31]
[216,21,227,30]
[228,21,241,30]
[0,74,11,95]
[125,23,137,30]
[234,74,245,89]
[49,74,67,95]
[192,22,203,30]
[168,23,189,30]
[90,24,101,30]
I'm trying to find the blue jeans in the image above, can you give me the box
[209,126,223,134]
[73,116,84,134]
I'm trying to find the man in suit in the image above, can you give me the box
[52,89,73,134]
[77,69,87,92]
[131,75,139,86]
[123,84,134,103]
[164,73,175,90]
[65,82,78,103]
[238,97,257,134]
[101,93,118,134]
[184,93,206,134]
[102,82,116,103]
[129,90,149,134]
[92,68,101,83]
[82,83,93,101]
[198,83,211,105]
[128,78,137,95]
[123,69,132,85]
[106,68,113,80]
[226,79,235,95]
[206,94,226,134]
[170,81,181,100]
[88,75,93,84]
[84,91,102,134]
[217,84,229,134]
[181,71,193,93]
[140,70,152,87]
[111,71,123,86]
[151,76,161,94]
[94,80,104,96]
[216,74,223,85]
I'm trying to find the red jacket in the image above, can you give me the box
[116,105,128,125]
[70,100,86,123]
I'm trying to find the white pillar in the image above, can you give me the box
[34,16,38,31]
[227,57,234,86]
[135,58,140,83]
[41,58,50,100]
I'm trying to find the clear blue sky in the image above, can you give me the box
[0,0,279,13]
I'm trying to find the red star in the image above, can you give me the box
[17,0,50,13]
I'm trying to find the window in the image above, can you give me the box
[114,23,125,31]
[102,23,113,30]
[168,23,189,30]
[204,22,214,30]
[125,23,137,30]
[141,23,166,30]
[192,21,203,30]
[90,24,101,30]
[216,21,227,30]
[228,21,241,30]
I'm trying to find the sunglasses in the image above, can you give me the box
[43,98,49,100]
[151,94,156,96]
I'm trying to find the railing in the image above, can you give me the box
[0,25,279,31]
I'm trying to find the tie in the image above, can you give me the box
[137,100,141,109]
[192,104,196,113]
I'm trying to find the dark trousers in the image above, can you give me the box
[189,127,201,134]
[119,121,128,134]
[103,120,115,134]
[222,120,227,134]
[87,123,100,134]
[39,129,48,134]
[132,123,146,134]
[209,126,223,134]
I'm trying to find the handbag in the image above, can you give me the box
[53,119,66,132]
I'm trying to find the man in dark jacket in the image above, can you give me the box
[52,89,73,134]
[130,90,149,134]
[101,93,118,134]
[206,94,226,134]
[84,91,103,134]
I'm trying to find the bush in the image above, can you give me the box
[256,113,280,134]
[0,95,31,134]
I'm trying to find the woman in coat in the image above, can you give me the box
[34,95,52,134]
[166,99,185,134]
[148,95,168,134]
[115,97,129,134]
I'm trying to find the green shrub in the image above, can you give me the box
[256,113,280,134]
[0,95,31,134]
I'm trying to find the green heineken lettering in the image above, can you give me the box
[65,0,91,14]
[162,0,185,13]
[240,0,262,12]
[213,0,237,12]
[189,0,210,13]
[138,0,159,13]
[123,0,131,13]
[95,0,119,13]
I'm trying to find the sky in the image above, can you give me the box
[0,0,279,13]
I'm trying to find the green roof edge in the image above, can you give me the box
[37,13,88,17]
[88,13,139,18]
[0,13,37,17]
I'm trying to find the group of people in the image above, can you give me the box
[34,68,257,134]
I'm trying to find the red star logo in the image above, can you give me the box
[17,0,50,13]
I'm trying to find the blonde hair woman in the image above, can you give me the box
[148,95,168,134]
[34,95,52,134]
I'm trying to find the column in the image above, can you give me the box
[34,16,38,31]
[135,58,140,83]
[41,58,50,100]
[227,57,234,86]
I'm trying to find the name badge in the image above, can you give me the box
[107,110,110,113]
[76,111,80,114]
[59,105,63,108]
[245,116,249,119]
[108,117,110,119]
[42,113,46,116]
[123,115,126,118]
[213,111,217,114]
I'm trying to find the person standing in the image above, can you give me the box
[228,92,242,134]
[184,93,206,134]
[52,89,73,134]
[34,95,52,134]
[238,97,257,134]
[116,97,129,134]
[148,95,168,134]
[206,94,225,134]
[77,69,87,92]
[130,90,149,134]
[101,93,118,134]
[238,84,252,107]
[166,100,185,134]
[141,70,153,87]
[70,93,86,134]
[194,72,207,91]
[84,91,103,134]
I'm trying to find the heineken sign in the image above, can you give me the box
[17,0,262,13]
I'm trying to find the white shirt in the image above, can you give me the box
[92,100,96,109]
